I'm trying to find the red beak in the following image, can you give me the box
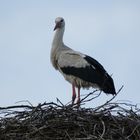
[54,22,61,31]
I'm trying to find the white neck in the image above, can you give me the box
[51,27,65,69]
[52,27,65,48]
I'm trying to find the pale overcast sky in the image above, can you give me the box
[0,0,140,107]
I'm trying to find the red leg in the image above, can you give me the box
[72,83,76,104]
[77,87,80,106]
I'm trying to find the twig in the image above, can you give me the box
[99,120,106,140]
[56,98,64,107]
[94,85,124,112]
[0,105,34,110]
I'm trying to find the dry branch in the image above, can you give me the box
[0,89,140,140]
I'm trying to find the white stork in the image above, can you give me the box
[51,17,116,105]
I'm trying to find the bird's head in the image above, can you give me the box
[54,17,65,31]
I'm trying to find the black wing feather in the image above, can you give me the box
[84,55,106,73]
[60,55,116,95]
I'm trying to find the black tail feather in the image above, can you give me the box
[102,74,116,95]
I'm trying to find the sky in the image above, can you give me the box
[0,0,140,107]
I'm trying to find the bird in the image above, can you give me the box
[51,17,116,105]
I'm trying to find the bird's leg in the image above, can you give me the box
[72,83,76,104]
[76,87,81,107]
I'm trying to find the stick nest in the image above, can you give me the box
[0,90,140,140]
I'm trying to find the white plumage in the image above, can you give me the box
[51,17,116,105]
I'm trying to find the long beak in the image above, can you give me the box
[54,22,61,31]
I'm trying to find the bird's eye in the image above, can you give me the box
[60,19,63,22]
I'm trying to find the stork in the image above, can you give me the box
[51,17,116,105]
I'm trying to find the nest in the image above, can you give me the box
[0,88,140,140]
